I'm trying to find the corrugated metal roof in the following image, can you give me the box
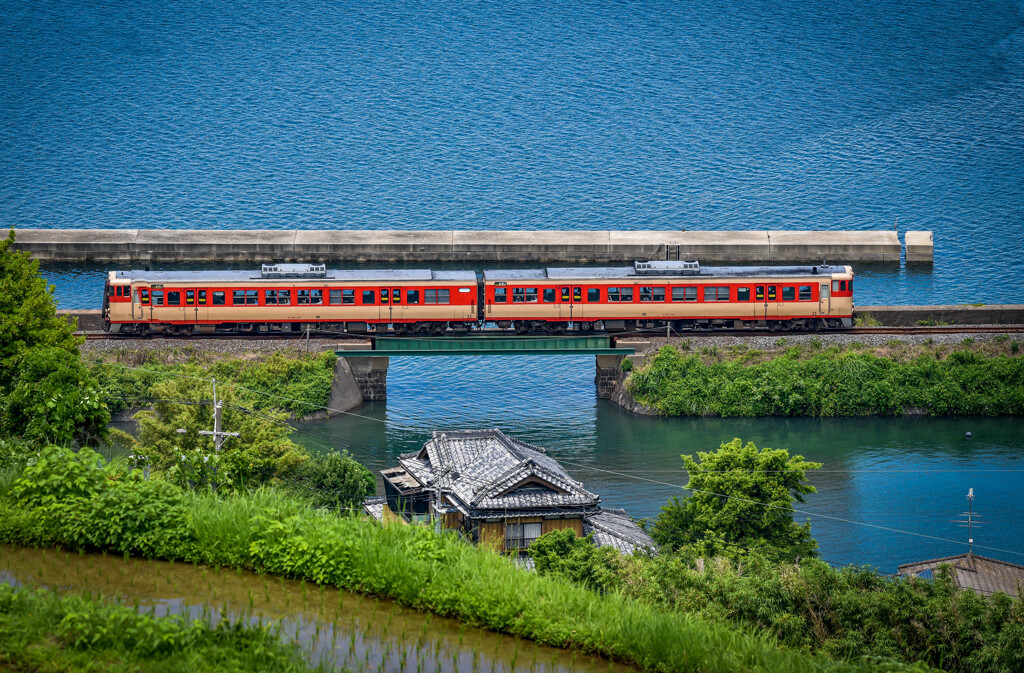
[483,264,844,281]
[114,269,477,282]
[898,553,1024,598]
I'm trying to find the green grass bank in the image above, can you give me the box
[0,447,926,673]
[0,584,324,673]
[627,339,1024,417]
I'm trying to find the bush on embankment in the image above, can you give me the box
[0,446,925,673]
[628,344,1024,416]
[90,351,336,417]
[0,584,323,673]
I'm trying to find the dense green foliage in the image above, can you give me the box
[134,377,309,491]
[286,450,376,511]
[529,542,1024,673]
[650,438,821,561]
[0,584,322,673]
[92,351,336,417]
[0,449,921,673]
[628,344,1024,416]
[0,230,108,445]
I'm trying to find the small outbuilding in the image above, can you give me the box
[365,428,655,558]
[898,552,1024,598]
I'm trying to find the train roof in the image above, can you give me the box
[483,262,849,281]
[112,268,478,283]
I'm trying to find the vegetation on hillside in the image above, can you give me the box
[628,342,1024,416]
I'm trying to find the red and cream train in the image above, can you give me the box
[103,261,854,335]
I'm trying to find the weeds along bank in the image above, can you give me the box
[626,339,1024,417]
[0,585,322,673]
[88,348,337,419]
[0,447,921,673]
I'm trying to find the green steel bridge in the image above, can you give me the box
[336,335,635,357]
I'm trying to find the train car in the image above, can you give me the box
[483,261,854,332]
[103,264,478,335]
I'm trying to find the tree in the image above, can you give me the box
[0,229,108,445]
[134,377,308,491]
[288,450,376,511]
[650,438,821,561]
[527,529,620,590]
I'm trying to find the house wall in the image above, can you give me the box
[542,518,583,536]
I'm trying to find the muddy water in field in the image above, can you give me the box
[0,545,633,673]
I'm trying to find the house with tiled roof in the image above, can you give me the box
[366,428,655,557]
[898,553,1024,598]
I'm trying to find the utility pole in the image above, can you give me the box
[196,378,239,451]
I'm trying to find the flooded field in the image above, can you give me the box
[0,545,632,673]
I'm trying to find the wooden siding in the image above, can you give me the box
[542,518,583,536]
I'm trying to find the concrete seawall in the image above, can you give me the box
[14,228,919,264]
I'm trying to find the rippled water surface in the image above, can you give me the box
[3,0,1024,301]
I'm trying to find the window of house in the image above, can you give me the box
[504,522,543,551]
[362,290,375,304]
[167,291,181,306]
[587,288,600,302]
[212,291,225,306]
[798,285,812,301]
[152,290,164,306]
[425,289,450,304]
[737,287,750,302]
[407,289,419,304]
[494,287,507,303]
[782,286,795,301]
[543,288,557,302]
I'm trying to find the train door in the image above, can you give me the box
[381,287,402,325]
[819,283,830,316]
[764,284,778,320]
[559,286,581,323]
[181,288,201,326]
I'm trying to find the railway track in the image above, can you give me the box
[81,325,1024,341]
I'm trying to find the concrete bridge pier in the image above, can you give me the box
[595,354,626,399]
[330,342,389,414]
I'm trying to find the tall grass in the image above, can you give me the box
[0,584,323,673]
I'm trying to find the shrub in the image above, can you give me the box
[7,445,108,509]
[287,450,376,511]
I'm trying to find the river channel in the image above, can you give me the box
[290,354,1024,574]
[0,545,633,673]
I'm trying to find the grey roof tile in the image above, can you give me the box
[898,553,1024,598]
[583,508,657,555]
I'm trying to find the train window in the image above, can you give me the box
[798,285,812,301]
[848,280,852,292]
[755,286,764,301]
[543,288,557,303]
[310,289,322,305]
[407,290,419,304]
[362,290,375,304]
[704,286,729,302]
[114,286,121,297]
[767,286,776,301]
[425,289,450,304]
[573,287,582,302]
[609,287,633,302]
[671,286,697,302]
[167,291,180,306]
[623,287,634,302]
[140,289,150,305]
[640,287,665,302]
[278,290,291,305]
[737,287,750,302]
[342,289,354,304]
[782,287,795,301]
[561,287,570,302]
[108,285,115,297]
[391,289,400,304]
[198,290,207,305]
[212,291,225,305]
[265,290,279,305]
[246,290,258,305]
[379,288,389,304]
[329,290,342,305]
[152,290,164,306]
[832,280,841,293]
[841,280,847,292]
[494,287,507,303]
[512,288,525,303]
[185,290,194,305]
[521,287,538,303]
[608,287,621,302]
[233,290,246,305]
[587,288,600,302]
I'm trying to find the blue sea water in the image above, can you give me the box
[4,2,1024,570]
